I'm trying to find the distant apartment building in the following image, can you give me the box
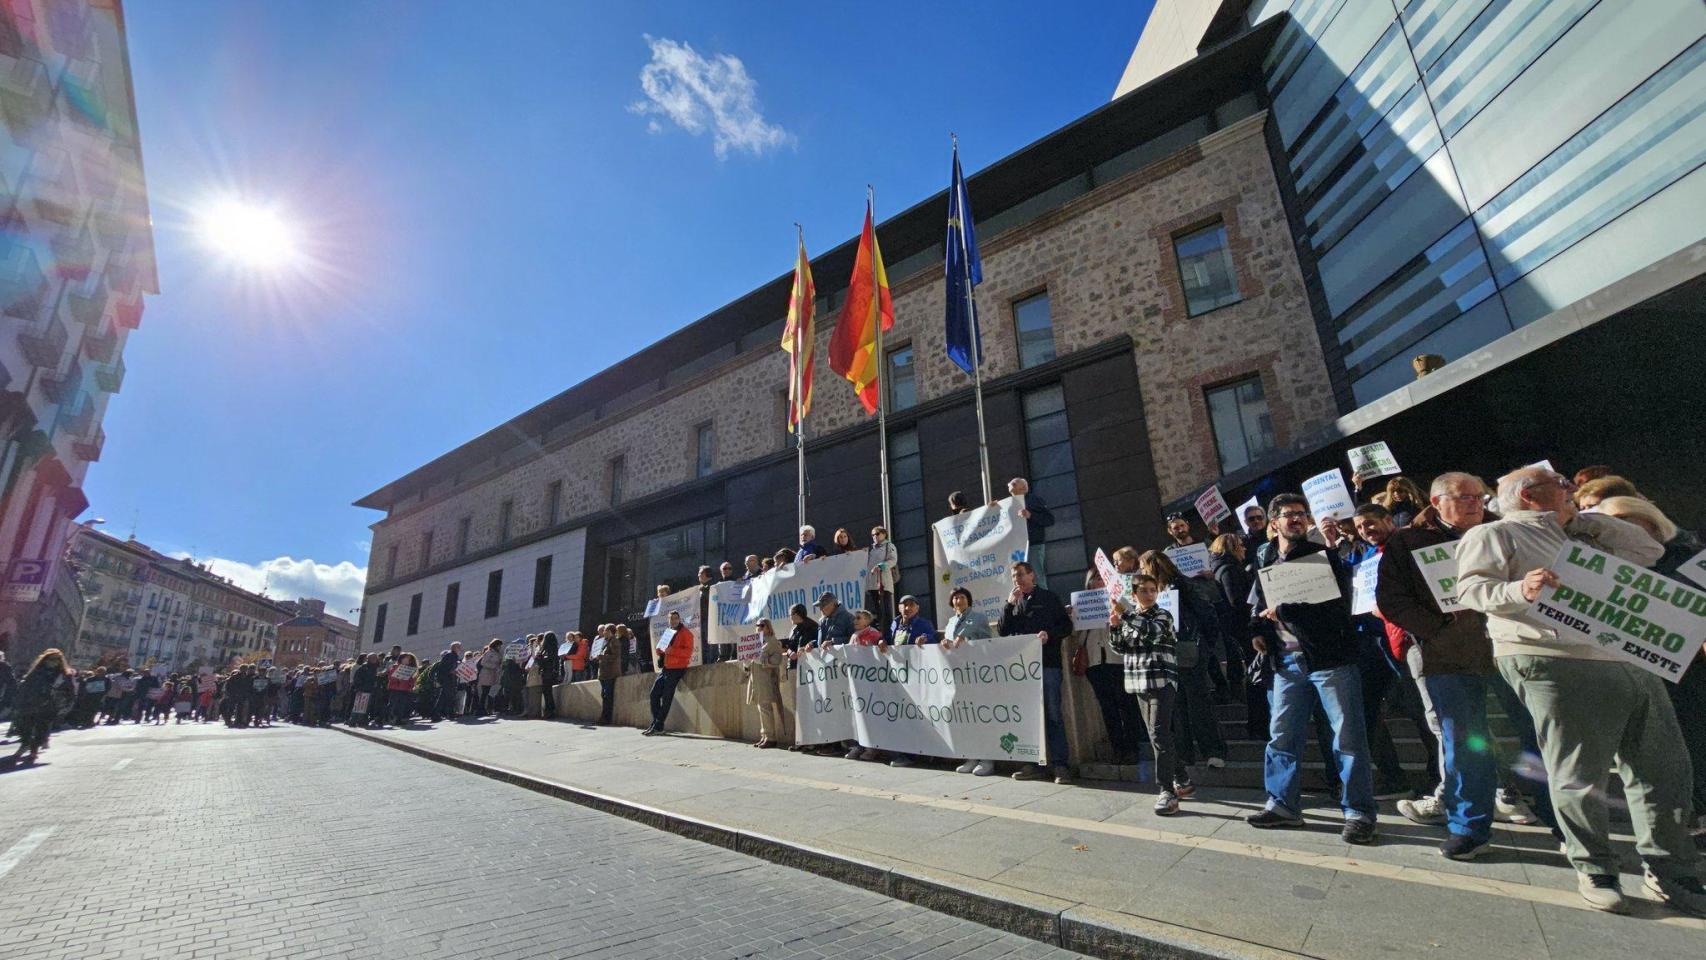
[68,525,293,668]
[0,0,157,665]
[274,596,359,666]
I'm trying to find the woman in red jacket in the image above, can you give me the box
[386,653,419,726]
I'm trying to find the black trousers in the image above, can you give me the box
[600,678,617,724]
[649,669,686,729]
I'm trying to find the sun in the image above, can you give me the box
[197,199,299,269]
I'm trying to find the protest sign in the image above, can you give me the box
[198,676,216,694]
[1529,541,1706,682]
[742,551,867,625]
[1157,588,1179,626]
[454,662,477,683]
[1675,545,1706,589]
[736,632,765,661]
[1235,496,1262,532]
[502,638,529,661]
[1257,553,1342,605]
[1092,548,1128,608]
[931,497,1029,631]
[1195,485,1232,530]
[1350,556,1380,615]
[390,664,416,682]
[708,579,758,648]
[1411,541,1466,613]
[352,692,371,716]
[1525,459,1556,475]
[589,635,608,660]
[318,669,338,685]
[1302,469,1356,522]
[1070,589,1111,631]
[794,636,1045,762]
[1164,542,1212,578]
[1347,441,1401,480]
[648,587,702,666]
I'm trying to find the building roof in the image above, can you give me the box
[352,15,1286,512]
[75,525,295,620]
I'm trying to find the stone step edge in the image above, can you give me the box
[331,725,1312,960]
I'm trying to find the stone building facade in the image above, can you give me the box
[355,24,1341,653]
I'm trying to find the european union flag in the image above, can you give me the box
[944,143,982,377]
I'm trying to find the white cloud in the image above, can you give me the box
[174,554,368,621]
[628,35,792,158]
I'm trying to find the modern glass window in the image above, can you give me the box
[546,480,562,526]
[887,428,931,621]
[442,581,459,628]
[1174,222,1241,316]
[609,456,626,506]
[1012,291,1056,369]
[694,422,715,478]
[533,555,553,608]
[1021,384,1086,598]
[1205,375,1277,474]
[457,516,471,557]
[600,516,725,619]
[406,593,422,636]
[498,498,514,544]
[485,569,503,619]
[887,345,916,411]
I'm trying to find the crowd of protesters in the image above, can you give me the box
[2,460,1701,916]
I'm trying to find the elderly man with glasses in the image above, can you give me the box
[1457,464,1703,915]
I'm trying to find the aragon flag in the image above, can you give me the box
[781,234,816,433]
[828,202,895,415]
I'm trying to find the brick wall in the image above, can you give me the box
[366,113,1334,595]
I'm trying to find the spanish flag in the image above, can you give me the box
[782,234,815,432]
[829,202,895,415]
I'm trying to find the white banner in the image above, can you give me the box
[1347,441,1401,480]
[709,579,764,652]
[1165,542,1212,578]
[741,551,867,625]
[1302,469,1357,522]
[1350,556,1380,616]
[1257,553,1342,605]
[648,587,703,667]
[1675,545,1706,589]
[1070,589,1111,631]
[1194,485,1232,530]
[1411,541,1466,613]
[794,636,1046,762]
[931,497,1029,633]
[1531,542,1706,681]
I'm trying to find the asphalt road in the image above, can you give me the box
[0,720,1085,960]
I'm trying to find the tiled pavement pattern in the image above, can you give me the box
[0,723,1084,960]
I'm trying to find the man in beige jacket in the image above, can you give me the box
[1457,465,1702,916]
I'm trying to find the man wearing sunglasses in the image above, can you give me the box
[1244,493,1378,844]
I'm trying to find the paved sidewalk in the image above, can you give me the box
[340,717,1704,960]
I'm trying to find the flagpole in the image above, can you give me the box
[953,135,993,504]
[794,223,808,533]
[870,185,893,533]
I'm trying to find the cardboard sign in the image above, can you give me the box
[1070,589,1112,632]
[1257,553,1342,606]
[1164,542,1212,578]
[1530,542,1706,682]
[1347,441,1401,480]
[931,497,1030,631]
[1235,496,1263,533]
[352,692,371,715]
[318,669,337,685]
[1411,541,1466,613]
[390,664,416,682]
[503,639,529,661]
[1350,556,1381,616]
[1302,469,1356,522]
[454,662,477,682]
[1674,545,1706,589]
[1156,588,1179,627]
[1093,548,1128,607]
[656,627,682,653]
[736,631,765,661]
[1194,485,1232,530]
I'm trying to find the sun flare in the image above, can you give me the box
[197,199,299,269]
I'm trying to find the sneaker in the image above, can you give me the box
[640,727,658,736]
[859,748,881,761]
[1495,794,1537,825]
[1577,873,1628,913]
[1440,834,1489,861]
[1205,756,1226,769]
[1173,780,1197,800]
[1397,795,1448,826]
[1373,781,1413,801]
[844,746,864,760]
[1052,766,1074,785]
[1342,819,1378,845]
[1246,808,1304,829]
[889,756,915,768]
[1012,764,1046,781]
[971,760,996,776]
[1154,791,1180,816]
[1643,872,1706,917]
[955,759,979,774]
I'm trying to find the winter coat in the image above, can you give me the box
[1247,540,1358,671]
[477,649,502,686]
[1376,521,1496,677]
[742,636,786,706]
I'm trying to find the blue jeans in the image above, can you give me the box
[1043,667,1070,768]
[1422,673,1497,842]
[649,668,686,730]
[1265,653,1376,821]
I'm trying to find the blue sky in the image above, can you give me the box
[89,0,1153,615]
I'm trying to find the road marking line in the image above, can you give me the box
[110,758,133,771]
[0,827,56,882]
[633,753,1706,930]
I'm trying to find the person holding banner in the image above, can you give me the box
[385,654,419,726]
[941,587,999,775]
[742,619,788,748]
[783,604,819,658]
[1072,569,1146,766]
[889,595,937,648]
[815,593,855,648]
[644,611,695,736]
[866,526,899,641]
[999,561,1075,784]
[1245,493,1378,844]
[1457,465,1703,915]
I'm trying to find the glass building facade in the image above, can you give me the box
[1243,0,1706,404]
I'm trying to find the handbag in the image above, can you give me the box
[1070,644,1088,677]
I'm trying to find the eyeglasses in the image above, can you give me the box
[1276,511,1310,520]
[1436,494,1482,504]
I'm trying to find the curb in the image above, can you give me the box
[333,725,1307,960]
